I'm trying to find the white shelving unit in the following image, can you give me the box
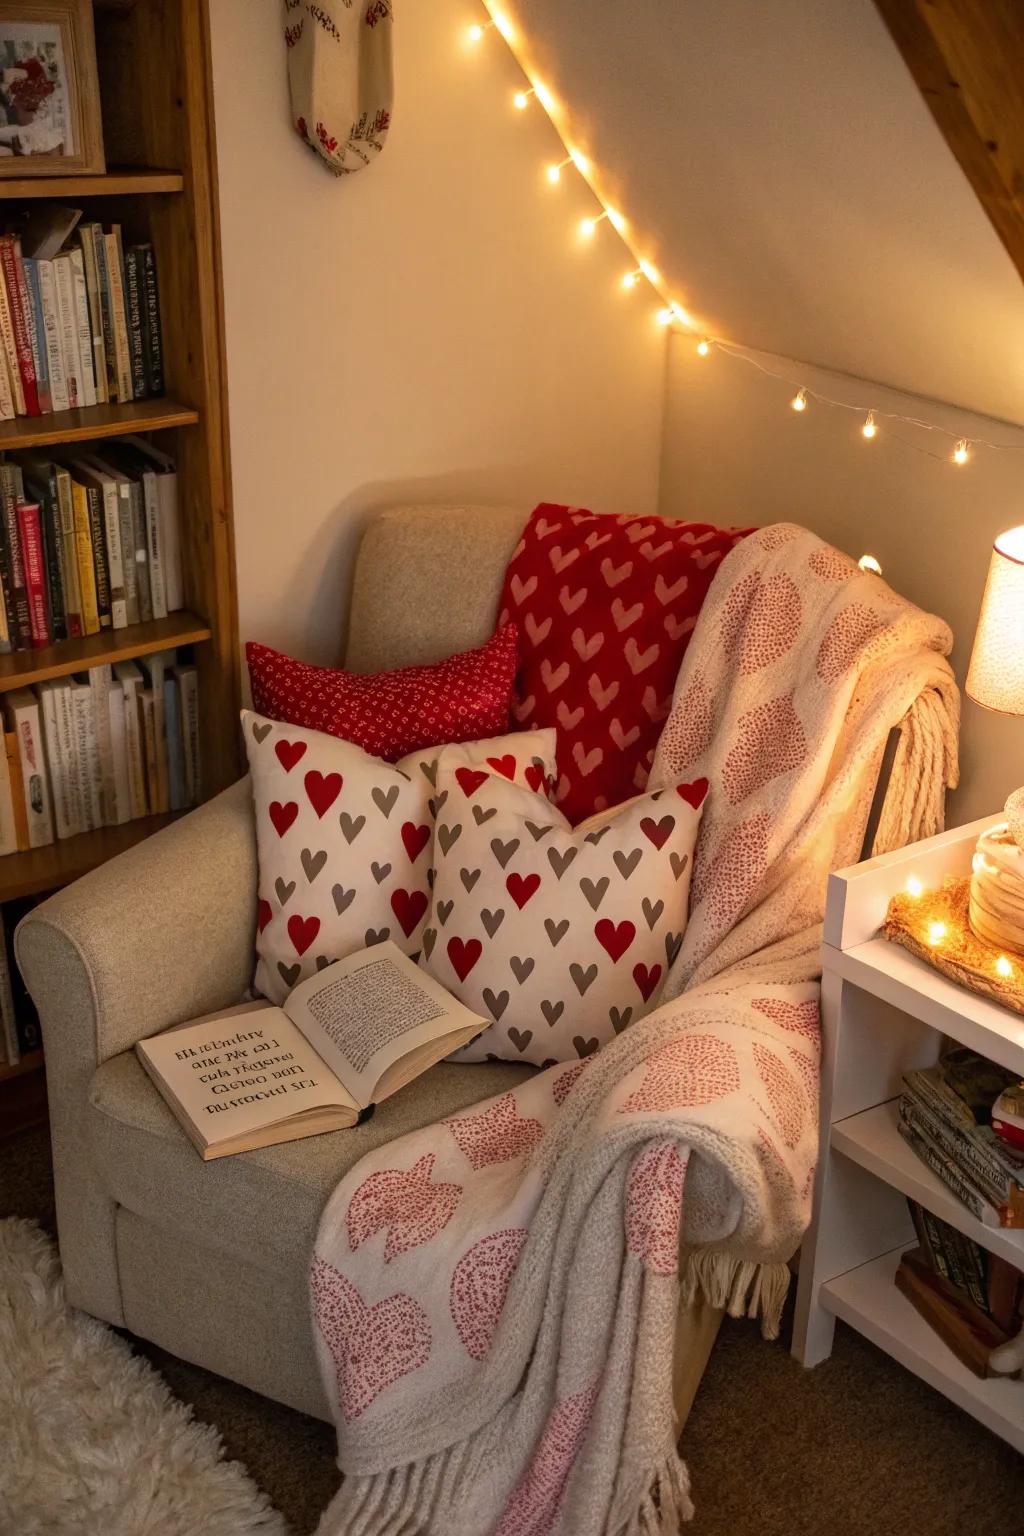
[792,814,1024,1453]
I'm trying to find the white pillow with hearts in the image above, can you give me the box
[243,710,556,1004]
[420,765,708,1066]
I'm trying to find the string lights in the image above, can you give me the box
[464,3,1015,473]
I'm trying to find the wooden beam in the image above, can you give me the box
[874,0,1024,281]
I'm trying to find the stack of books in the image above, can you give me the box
[898,1045,1024,1228]
[0,208,164,422]
[0,648,199,855]
[896,1201,1023,1377]
[0,438,182,651]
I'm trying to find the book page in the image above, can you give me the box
[286,942,485,1107]
[137,1002,357,1150]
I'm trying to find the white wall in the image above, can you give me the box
[659,336,1024,826]
[209,0,665,665]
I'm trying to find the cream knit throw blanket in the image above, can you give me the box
[311,524,959,1536]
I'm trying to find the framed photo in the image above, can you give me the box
[0,1,104,177]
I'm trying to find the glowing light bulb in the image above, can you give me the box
[953,439,969,466]
[546,160,565,184]
[578,210,608,240]
[513,89,532,110]
[858,554,882,575]
[928,921,947,946]
[656,307,675,326]
[906,876,923,898]
[622,269,640,290]
[791,389,808,413]
[467,21,488,42]
[862,411,877,440]
[639,259,660,284]
[696,338,711,357]
[997,955,1014,978]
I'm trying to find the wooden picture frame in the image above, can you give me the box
[0,0,104,177]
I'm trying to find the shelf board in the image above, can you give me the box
[0,397,198,452]
[0,811,184,902]
[822,1247,1024,1453]
[833,1099,1024,1268]
[0,1047,43,1083]
[824,937,1024,1080]
[0,610,211,691]
[0,168,183,199]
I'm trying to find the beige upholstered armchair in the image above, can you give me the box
[16,506,723,1424]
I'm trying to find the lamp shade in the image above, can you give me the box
[967,525,1024,717]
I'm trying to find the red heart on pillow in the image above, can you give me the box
[486,754,516,780]
[401,822,430,863]
[257,898,273,933]
[391,888,429,938]
[448,936,482,981]
[455,767,488,798]
[269,801,298,838]
[633,961,663,1002]
[506,871,541,909]
[305,769,342,818]
[676,777,709,811]
[595,918,636,963]
[288,913,320,956]
[275,739,307,773]
[640,815,675,850]
[524,763,545,794]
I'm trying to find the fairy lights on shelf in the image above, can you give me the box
[462,3,1018,472]
[902,874,1016,983]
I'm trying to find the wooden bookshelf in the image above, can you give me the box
[0,813,184,903]
[0,398,199,451]
[0,169,184,199]
[0,0,241,1085]
[0,1048,42,1084]
[0,611,212,690]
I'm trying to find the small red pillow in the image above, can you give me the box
[246,624,519,761]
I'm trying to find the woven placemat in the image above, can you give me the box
[884,877,1024,1018]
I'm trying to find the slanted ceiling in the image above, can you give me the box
[505,0,1024,425]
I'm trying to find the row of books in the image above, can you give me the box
[0,210,164,421]
[0,437,182,651]
[0,896,41,1068]
[0,649,199,855]
[897,1201,1023,1379]
[897,1046,1024,1228]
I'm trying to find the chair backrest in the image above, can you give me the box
[344,504,526,673]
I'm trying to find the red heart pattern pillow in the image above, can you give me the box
[244,709,556,1004]
[420,766,708,1066]
[246,623,519,762]
[498,505,750,823]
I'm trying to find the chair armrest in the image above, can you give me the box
[16,775,258,1068]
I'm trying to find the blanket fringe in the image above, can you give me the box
[318,1437,475,1536]
[679,1251,791,1339]
[620,1451,694,1534]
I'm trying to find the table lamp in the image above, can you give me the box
[966,525,1024,955]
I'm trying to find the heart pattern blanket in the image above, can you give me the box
[311,523,959,1536]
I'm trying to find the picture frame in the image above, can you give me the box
[0,0,104,178]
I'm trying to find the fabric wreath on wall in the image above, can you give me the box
[285,0,394,175]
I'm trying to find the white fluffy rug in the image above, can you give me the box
[0,1219,289,1536]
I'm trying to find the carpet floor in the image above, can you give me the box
[3,1121,1020,1535]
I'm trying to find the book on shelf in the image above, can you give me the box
[895,1246,1016,1379]
[900,1046,1024,1228]
[906,1198,1023,1329]
[0,212,165,421]
[0,440,183,653]
[136,943,486,1160]
[0,649,199,855]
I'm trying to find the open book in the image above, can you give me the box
[136,943,485,1160]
